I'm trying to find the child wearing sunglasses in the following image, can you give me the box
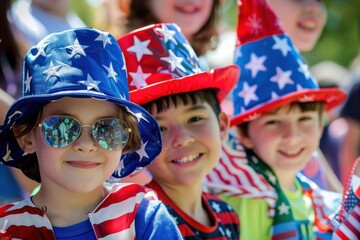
[0,28,182,240]
[117,23,240,239]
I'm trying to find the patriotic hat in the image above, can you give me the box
[230,0,346,127]
[0,28,162,180]
[117,23,240,105]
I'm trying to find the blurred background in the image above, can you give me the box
[75,0,360,68]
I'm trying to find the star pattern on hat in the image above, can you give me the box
[136,140,149,161]
[35,42,48,58]
[113,157,125,177]
[270,67,294,90]
[129,66,150,88]
[127,36,152,61]
[297,59,311,79]
[245,53,267,78]
[25,71,32,92]
[246,13,263,35]
[95,32,112,48]
[3,144,12,162]
[272,36,291,57]
[103,63,118,83]
[43,61,62,81]
[154,24,177,44]
[239,82,258,106]
[161,50,186,72]
[66,38,89,58]
[79,74,101,91]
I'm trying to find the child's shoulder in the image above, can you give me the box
[105,182,157,201]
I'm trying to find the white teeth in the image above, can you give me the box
[283,150,300,155]
[173,154,200,163]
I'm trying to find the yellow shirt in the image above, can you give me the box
[220,179,315,239]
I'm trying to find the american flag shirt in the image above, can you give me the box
[0,183,182,240]
[148,181,239,240]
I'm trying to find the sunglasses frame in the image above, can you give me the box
[37,115,132,151]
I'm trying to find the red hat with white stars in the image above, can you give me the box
[230,0,346,127]
[117,23,240,105]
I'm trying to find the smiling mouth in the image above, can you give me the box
[175,4,200,14]
[279,148,304,158]
[172,153,202,164]
[66,161,100,168]
[298,19,318,31]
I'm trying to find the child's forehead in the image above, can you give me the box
[43,97,120,116]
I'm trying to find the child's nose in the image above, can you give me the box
[283,123,300,140]
[172,126,195,148]
[73,126,97,152]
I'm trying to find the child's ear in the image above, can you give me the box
[236,127,254,149]
[218,112,229,141]
[17,132,36,154]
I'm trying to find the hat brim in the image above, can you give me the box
[130,65,240,105]
[0,90,162,179]
[230,88,346,127]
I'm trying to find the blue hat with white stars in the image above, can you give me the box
[230,0,346,127]
[0,28,162,180]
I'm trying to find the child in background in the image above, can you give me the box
[118,23,240,239]
[267,0,327,52]
[206,0,348,238]
[267,0,344,191]
[0,28,182,240]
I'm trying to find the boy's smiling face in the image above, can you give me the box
[239,104,323,178]
[147,99,228,188]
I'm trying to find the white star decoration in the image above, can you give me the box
[95,32,112,48]
[133,112,150,124]
[79,74,101,91]
[246,13,263,35]
[265,171,276,185]
[239,82,258,106]
[66,38,88,58]
[278,202,290,215]
[3,144,13,162]
[212,202,221,212]
[272,36,291,57]
[271,92,280,101]
[127,36,152,61]
[297,59,311,79]
[114,158,125,176]
[183,41,197,59]
[161,50,185,72]
[136,141,149,161]
[25,71,32,92]
[103,63,118,82]
[245,53,267,78]
[35,42,47,58]
[225,228,232,238]
[270,67,294,90]
[43,61,62,81]
[129,66,150,89]
[154,24,177,44]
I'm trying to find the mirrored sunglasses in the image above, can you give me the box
[37,115,131,151]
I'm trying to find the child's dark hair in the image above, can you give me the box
[238,101,325,137]
[142,88,221,117]
[126,0,221,56]
[12,105,141,183]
